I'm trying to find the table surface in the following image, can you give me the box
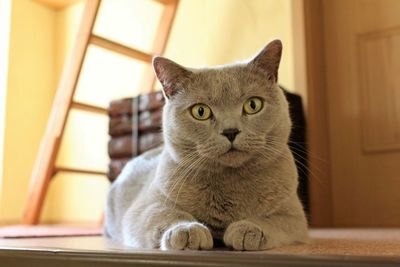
[1,228,400,267]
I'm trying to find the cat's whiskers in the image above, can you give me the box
[258,141,328,188]
[265,138,324,176]
[161,151,199,206]
[285,148,328,188]
[287,144,328,165]
[170,158,200,200]
[267,135,328,164]
[166,155,208,208]
[172,156,208,209]
[162,149,210,208]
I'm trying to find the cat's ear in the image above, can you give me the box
[153,56,191,99]
[249,39,282,84]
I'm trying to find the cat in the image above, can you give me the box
[104,39,308,251]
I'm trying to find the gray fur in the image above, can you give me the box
[104,40,308,250]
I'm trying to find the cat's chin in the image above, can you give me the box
[217,149,251,168]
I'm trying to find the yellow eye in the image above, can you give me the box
[191,104,212,120]
[243,97,263,114]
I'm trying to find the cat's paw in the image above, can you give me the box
[223,220,267,251]
[161,222,213,250]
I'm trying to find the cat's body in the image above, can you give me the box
[105,40,308,250]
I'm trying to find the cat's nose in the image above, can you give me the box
[221,128,240,142]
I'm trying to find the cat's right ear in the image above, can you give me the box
[248,39,282,84]
[153,56,191,99]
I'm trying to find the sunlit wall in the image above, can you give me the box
[0,0,57,223]
[166,0,296,90]
[0,0,12,218]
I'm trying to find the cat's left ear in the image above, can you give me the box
[248,39,282,84]
[153,56,191,99]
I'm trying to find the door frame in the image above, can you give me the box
[303,0,333,226]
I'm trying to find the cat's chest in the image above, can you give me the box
[180,178,267,229]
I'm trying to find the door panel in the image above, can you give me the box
[322,0,400,226]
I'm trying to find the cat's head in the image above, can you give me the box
[153,40,291,168]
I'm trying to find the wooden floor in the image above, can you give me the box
[0,229,399,266]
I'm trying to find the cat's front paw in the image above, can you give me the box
[223,220,266,251]
[161,222,213,250]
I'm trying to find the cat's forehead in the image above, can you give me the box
[185,65,268,106]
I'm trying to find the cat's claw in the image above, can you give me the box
[223,220,267,251]
[161,222,213,250]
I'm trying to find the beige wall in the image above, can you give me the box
[166,0,297,91]
[0,0,57,222]
[0,0,12,216]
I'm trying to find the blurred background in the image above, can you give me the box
[0,0,399,229]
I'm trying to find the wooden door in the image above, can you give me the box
[312,0,400,226]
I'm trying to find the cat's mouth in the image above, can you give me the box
[226,147,240,153]
[222,146,244,156]
[218,146,250,167]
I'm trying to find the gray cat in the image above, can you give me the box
[104,40,308,251]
